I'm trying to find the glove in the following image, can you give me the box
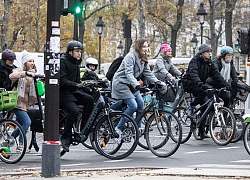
[226,85,232,91]
[76,83,84,89]
[76,83,93,94]
[155,81,166,87]
[135,85,146,93]
[201,84,213,90]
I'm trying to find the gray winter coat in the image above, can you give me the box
[112,50,158,99]
[153,56,181,81]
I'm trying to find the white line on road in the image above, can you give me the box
[185,151,207,154]
[231,160,250,163]
[61,163,91,167]
[189,164,250,169]
[104,159,133,163]
[218,146,241,150]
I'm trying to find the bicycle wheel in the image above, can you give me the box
[145,110,182,158]
[0,119,27,164]
[137,113,151,150]
[231,114,245,143]
[94,112,139,160]
[209,107,236,146]
[27,130,43,153]
[76,113,93,149]
[173,107,192,144]
[243,123,250,155]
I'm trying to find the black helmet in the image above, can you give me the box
[2,49,16,61]
[66,40,83,53]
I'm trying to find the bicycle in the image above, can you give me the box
[243,117,250,155]
[174,87,236,146]
[0,88,27,164]
[59,80,139,160]
[134,84,182,158]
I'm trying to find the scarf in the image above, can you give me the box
[17,69,37,98]
[220,60,231,82]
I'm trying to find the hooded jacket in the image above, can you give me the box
[60,53,82,102]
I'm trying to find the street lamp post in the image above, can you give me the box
[190,33,198,56]
[96,16,105,74]
[196,2,207,44]
[117,40,124,57]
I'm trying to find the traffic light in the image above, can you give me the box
[122,19,131,38]
[237,28,249,54]
[60,0,83,16]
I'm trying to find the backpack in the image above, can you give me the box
[106,56,124,81]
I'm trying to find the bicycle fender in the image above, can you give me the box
[244,117,250,123]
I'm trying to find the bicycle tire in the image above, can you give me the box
[0,119,27,164]
[94,112,139,160]
[209,107,236,146]
[173,107,192,144]
[27,130,43,153]
[137,113,151,150]
[76,114,93,150]
[145,110,182,158]
[243,123,250,155]
[231,114,245,143]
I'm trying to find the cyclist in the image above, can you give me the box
[0,49,17,90]
[81,57,100,81]
[9,50,37,151]
[153,43,182,108]
[153,43,181,82]
[60,40,94,152]
[207,46,238,107]
[182,44,231,139]
[111,38,162,141]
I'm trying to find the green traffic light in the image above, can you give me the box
[75,6,81,14]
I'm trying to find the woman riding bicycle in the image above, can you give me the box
[182,44,231,139]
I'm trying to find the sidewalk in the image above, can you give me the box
[1,167,250,180]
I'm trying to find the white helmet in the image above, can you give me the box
[85,58,98,71]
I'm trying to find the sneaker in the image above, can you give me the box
[61,137,71,152]
[185,106,195,118]
[114,127,122,143]
[16,145,23,152]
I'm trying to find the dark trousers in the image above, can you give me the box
[60,93,94,138]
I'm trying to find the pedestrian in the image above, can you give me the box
[60,40,94,152]
[111,38,162,142]
[9,50,37,151]
[0,49,17,90]
[182,44,231,139]
[206,46,238,107]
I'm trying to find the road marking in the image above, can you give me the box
[231,160,250,163]
[61,163,90,167]
[104,159,133,163]
[189,164,250,169]
[185,151,207,154]
[218,146,241,150]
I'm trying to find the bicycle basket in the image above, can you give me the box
[0,91,18,111]
[36,80,45,96]
[236,88,249,101]
[156,84,176,102]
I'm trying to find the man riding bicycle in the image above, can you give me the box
[182,44,231,139]
[60,40,94,152]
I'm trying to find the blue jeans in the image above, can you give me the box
[11,108,31,145]
[116,93,144,129]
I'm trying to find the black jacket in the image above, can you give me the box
[60,53,81,102]
[182,54,228,90]
[0,60,16,90]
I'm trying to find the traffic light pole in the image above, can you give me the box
[74,14,78,40]
[42,0,60,177]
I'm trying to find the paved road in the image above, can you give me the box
[1,136,249,177]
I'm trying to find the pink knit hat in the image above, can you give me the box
[161,44,172,53]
